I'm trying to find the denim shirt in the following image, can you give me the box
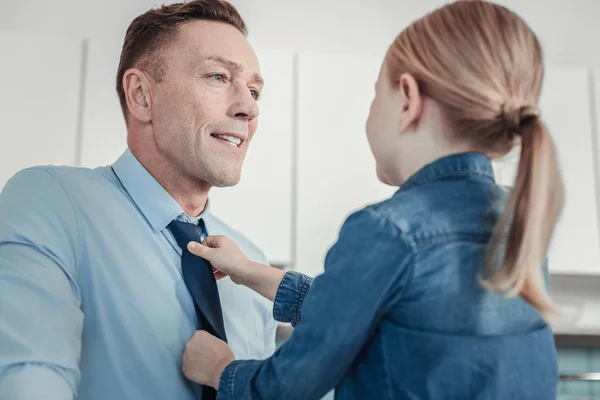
[218,152,557,400]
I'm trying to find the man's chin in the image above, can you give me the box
[208,174,241,188]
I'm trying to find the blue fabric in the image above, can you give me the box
[0,148,277,400]
[168,219,227,342]
[218,152,558,400]
[169,219,227,400]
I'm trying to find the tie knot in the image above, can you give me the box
[168,219,204,250]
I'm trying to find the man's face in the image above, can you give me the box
[150,20,262,187]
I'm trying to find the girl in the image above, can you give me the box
[182,1,564,398]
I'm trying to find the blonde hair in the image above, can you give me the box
[386,0,564,318]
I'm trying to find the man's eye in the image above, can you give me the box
[209,74,226,82]
[250,89,261,100]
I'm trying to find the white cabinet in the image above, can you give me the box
[497,67,600,275]
[80,35,128,167]
[491,161,509,187]
[494,161,518,190]
[208,50,294,266]
[538,67,600,274]
[295,52,397,276]
[0,31,82,188]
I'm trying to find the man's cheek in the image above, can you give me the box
[248,120,258,139]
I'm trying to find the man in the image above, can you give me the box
[0,1,276,399]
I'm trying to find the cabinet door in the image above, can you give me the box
[208,50,294,265]
[540,67,600,274]
[499,67,600,275]
[80,35,127,168]
[0,31,82,188]
[296,52,397,276]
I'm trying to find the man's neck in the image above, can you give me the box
[129,142,211,218]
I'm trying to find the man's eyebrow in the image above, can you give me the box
[205,55,242,72]
[205,55,264,87]
[250,73,264,87]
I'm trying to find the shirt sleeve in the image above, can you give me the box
[217,206,415,400]
[0,168,83,400]
[272,271,314,327]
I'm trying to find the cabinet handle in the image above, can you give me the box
[560,373,600,381]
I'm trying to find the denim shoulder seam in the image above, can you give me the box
[413,231,493,250]
[367,206,417,251]
[364,206,417,304]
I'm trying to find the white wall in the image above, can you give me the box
[239,0,600,68]
[3,0,600,68]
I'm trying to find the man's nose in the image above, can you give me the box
[229,84,259,121]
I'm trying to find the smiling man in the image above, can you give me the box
[0,1,276,399]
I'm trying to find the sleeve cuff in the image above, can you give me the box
[272,271,313,327]
[217,359,265,400]
[217,360,240,400]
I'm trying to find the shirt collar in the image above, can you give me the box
[111,148,211,232]
[399,151,495,192]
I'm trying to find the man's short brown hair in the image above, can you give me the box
[116,0,247,120]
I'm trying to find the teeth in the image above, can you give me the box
[215,134,242,147]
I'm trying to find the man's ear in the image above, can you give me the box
[123,68,153,123]
[398,73,423,133]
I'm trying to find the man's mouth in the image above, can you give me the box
[210,133,243,147]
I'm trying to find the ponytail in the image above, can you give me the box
[483,117,565,319]
[382,0,564,319]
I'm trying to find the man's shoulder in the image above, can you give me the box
[204,213,268,264]
[0,166,101,253]
[0,164,111,216]
[4,164,108,191]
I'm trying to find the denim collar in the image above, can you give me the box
[399,152,495,192]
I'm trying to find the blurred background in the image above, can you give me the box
[2,0,600,398]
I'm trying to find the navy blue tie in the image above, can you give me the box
[168,219,227,400]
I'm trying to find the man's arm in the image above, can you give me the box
[0,168,83,400]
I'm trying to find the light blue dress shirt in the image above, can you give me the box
[0,149,277,400]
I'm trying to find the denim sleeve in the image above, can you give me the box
[0,168,83,400]
[217,206,414,400]
[272,271,314,327]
